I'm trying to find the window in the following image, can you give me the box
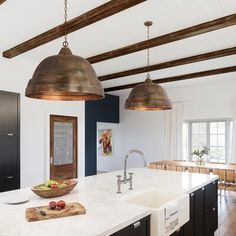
[183,123,189,161]
[183,119,232,163]
[209,121,225,163]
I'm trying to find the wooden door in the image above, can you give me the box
[50,115,77,180]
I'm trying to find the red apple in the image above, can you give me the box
[49,201,57,209]
[51,183,59,189]
[57,200,66,209]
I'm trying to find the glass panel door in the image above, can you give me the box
[50,115,77,180]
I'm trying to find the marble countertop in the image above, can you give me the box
[0,168,218,236]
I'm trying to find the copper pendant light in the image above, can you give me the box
[25,0,104,101]
[125,21,172,110]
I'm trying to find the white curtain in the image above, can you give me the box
[230,98,236,164]
[164,103,184,161]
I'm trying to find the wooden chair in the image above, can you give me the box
[148,163,165,170]
[188,167,200,173]
[176,166,186,172]
[213,169,230,197]
[156,164,165,170]
[225,184,236,192]
[148,163,157,169]
[226,170,235,183]
[225,170,236,194]
[166,165,177,171]
[199,167,210,174]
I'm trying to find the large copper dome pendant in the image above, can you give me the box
[125,20,172,111]
[125,78,172,110]
[25,47,104,101]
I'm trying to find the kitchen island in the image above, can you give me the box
[0,168,218,236]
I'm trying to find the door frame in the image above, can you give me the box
[50,115,78,179]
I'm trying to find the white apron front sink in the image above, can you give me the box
[121,188,189,236]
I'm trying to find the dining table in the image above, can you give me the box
[149,160,236,172]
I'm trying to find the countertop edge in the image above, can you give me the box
[185,175,219,193]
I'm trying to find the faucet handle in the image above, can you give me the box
[116,175,122,179]
[116,175,122,194]
[128,173,134,190]
[128,172,134,178]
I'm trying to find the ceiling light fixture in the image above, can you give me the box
[125,21,172,110]
[25,0,104,101]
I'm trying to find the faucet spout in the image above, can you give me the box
[124,149,147,183]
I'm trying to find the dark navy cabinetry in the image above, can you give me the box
[111,215,150,236]
[0,91,20,192]
[172,180,218,236]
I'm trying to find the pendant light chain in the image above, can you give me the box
[63,0,69,47]
[146,24,150,79]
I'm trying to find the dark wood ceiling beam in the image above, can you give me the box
[0,0,6,5]
[88,13,236,64]
[3,0,147,59]
[104,65,236,92]
[99,47,236,81]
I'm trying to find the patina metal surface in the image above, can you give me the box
[124,78,172,110]
[25,47,104,101]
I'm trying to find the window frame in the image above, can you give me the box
[184,118,232,164]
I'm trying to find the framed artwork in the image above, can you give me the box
[97,128,113,157]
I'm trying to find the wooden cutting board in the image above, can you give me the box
[26,202,86,222]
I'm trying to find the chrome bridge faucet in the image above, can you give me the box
[116,149,147,194]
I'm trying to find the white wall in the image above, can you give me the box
[99,80,236,172]
[0,57,85,187]
[167,81,235,120]
[97,96,166,172]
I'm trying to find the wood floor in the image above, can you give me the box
[215,191,236,236]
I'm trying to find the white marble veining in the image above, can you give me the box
[0,168,218,236]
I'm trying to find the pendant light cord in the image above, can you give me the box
[146,24,150,79]
[63,0,69,47]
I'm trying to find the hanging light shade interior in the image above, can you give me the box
[25,0,104,101]
[125,21,172,110]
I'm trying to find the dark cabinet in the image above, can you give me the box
[0,136,19,191]
[173,180,218,236]
[0,92,19,135]
[205,204,217,236]
[205,181,218,236]
[0,177,4,191]
[205,181,217,208]
[112,215,150,236]
[170,227,184,236]
[0,91,20,192]
[194,187,205,236]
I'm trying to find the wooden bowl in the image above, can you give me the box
[31,180,78,198]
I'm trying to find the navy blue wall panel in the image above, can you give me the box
[85,94,119,176]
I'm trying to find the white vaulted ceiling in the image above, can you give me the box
[0,0,236,93]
